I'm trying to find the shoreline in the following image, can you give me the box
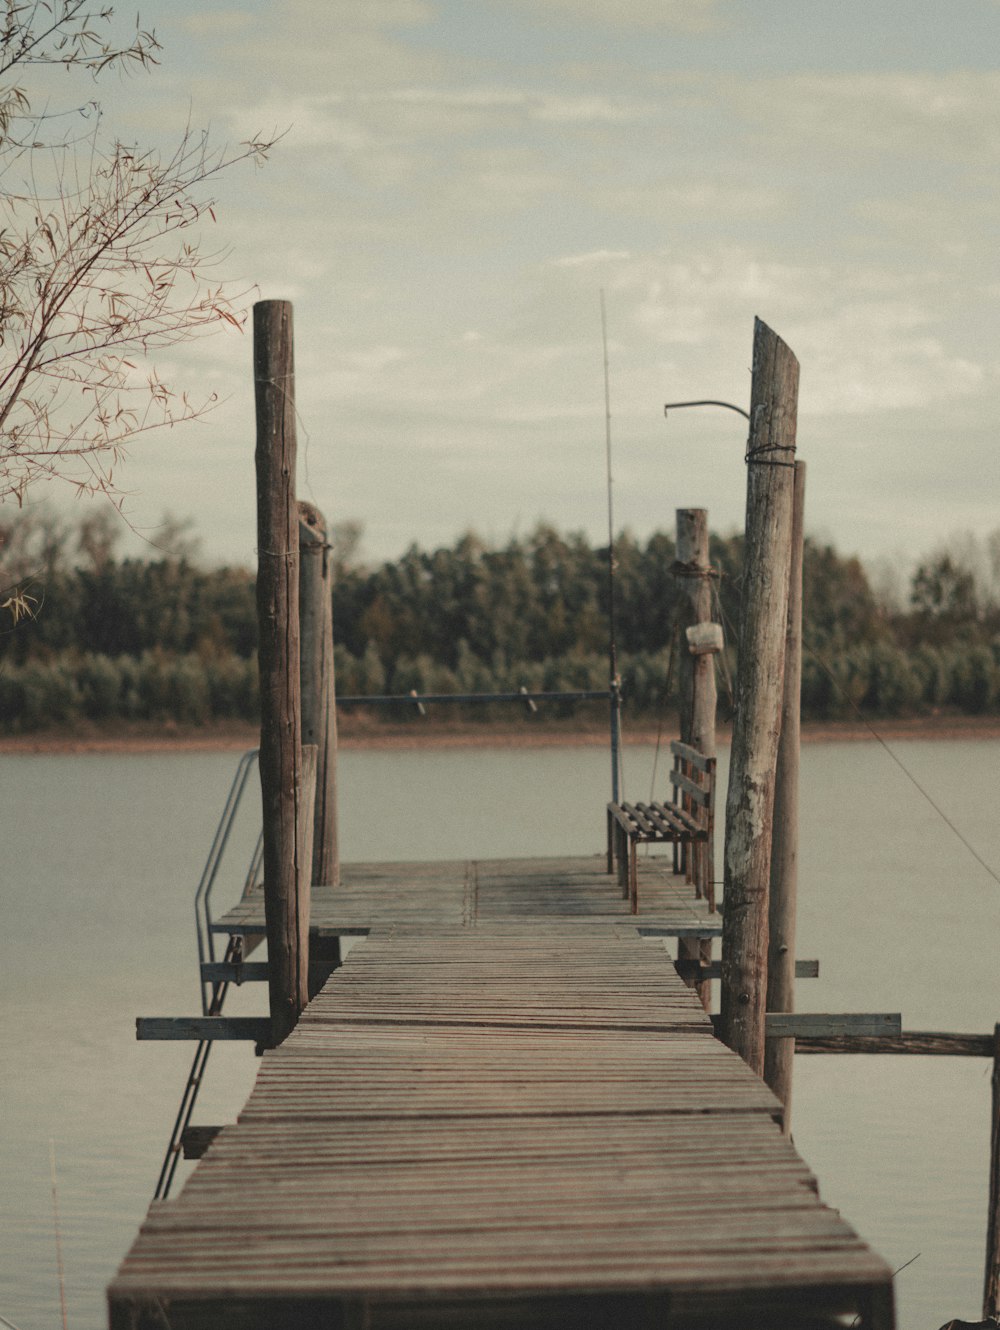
[2,712,999,754]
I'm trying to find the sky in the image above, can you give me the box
[18,0,1000,575]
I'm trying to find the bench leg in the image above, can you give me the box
[616,822,630,900]
[606,808,614,874]
[692,839,703,899]
[630,837,639,915]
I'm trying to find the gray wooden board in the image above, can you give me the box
[110,917,894,1328]
[211,855,721,938]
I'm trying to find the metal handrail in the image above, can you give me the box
[158,750,265,1201]
[194,748,260,1015]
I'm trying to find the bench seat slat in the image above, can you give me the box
[636,801,699,839]
[607,747,716,916]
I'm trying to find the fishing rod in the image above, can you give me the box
[601,290,623,803]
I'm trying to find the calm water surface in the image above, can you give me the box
[1,738,998,1329]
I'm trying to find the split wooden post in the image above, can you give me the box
[718,318,799,1075]
[254,299,309,1046]
[298,501,340,889]
[984,1024,1000,1320]
[674,508,717,1012]
[764,460,806,1125]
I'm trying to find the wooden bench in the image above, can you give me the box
[607,741,716,915]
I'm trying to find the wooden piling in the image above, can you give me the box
[764,460,806,1125]
[674,508,717,1012]
[298,501,340,889]
[254,299,309,1046]
[718,318,799,1076]
[983,1024,1000,1320]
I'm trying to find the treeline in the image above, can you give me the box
[1,508,999,732]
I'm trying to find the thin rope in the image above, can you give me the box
[49,1141,68,1330]
[710,574,736,710]
[649,614,681,801]
[803,644,1000,890]
[253,374,315,501]
[744,441,796,469]
[711,566,999,888]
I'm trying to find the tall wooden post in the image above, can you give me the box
[984,1024,1000,1320]
[718,318,799,1075]
[254,299,309,1046]
[764,460,806,1124]
[298,501,340,888]
[675,508,717,1012]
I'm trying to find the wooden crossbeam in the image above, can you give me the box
[136,1017,272,1043]
[200,961,270,983]
[181,1125,224,1159]
[768,1013,900,1039]
[795,1031,995,1056]
[635,922,724,938]
[711,1012,902,1040]
[676,958,818,983]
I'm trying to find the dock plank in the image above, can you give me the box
[111,866,894,1329]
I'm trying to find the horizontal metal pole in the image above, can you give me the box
[137,1016,272,1043]
[336,690,612,706]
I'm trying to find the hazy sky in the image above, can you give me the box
[26,0,1000,572]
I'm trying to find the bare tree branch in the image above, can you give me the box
[0,3,277,509]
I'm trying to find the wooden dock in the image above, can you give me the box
[109,856,894,1329]
[211,854,725,938]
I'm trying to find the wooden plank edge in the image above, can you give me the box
[137,1017,272,1043]
[795,1031,994,1056]
[677,959,818,983]
[711,1013,902,1039]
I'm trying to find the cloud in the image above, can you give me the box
[179,11,254,37]
[733,71,1000,169]
[509,0,726,34]
[542,247,990,418]
[554,249,631,267]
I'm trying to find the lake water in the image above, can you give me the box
[1,737,999,1330]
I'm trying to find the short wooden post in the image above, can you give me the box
[718,318,799,1075]
[764,460,806,1126]
[298,500,340,889]
[254,299,309,1046]
[675,508,718,1012]
[984,1024,1000,1320]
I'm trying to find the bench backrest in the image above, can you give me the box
[668,740,715,810]
[669,740,716,910]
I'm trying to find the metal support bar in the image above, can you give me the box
[337,689,612,706]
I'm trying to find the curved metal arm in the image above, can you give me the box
[664,399,750,422]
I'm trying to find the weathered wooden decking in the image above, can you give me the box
[109,858,894,1329]
[212,854,725,938]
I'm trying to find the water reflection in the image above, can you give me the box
[1,739,998,1329]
